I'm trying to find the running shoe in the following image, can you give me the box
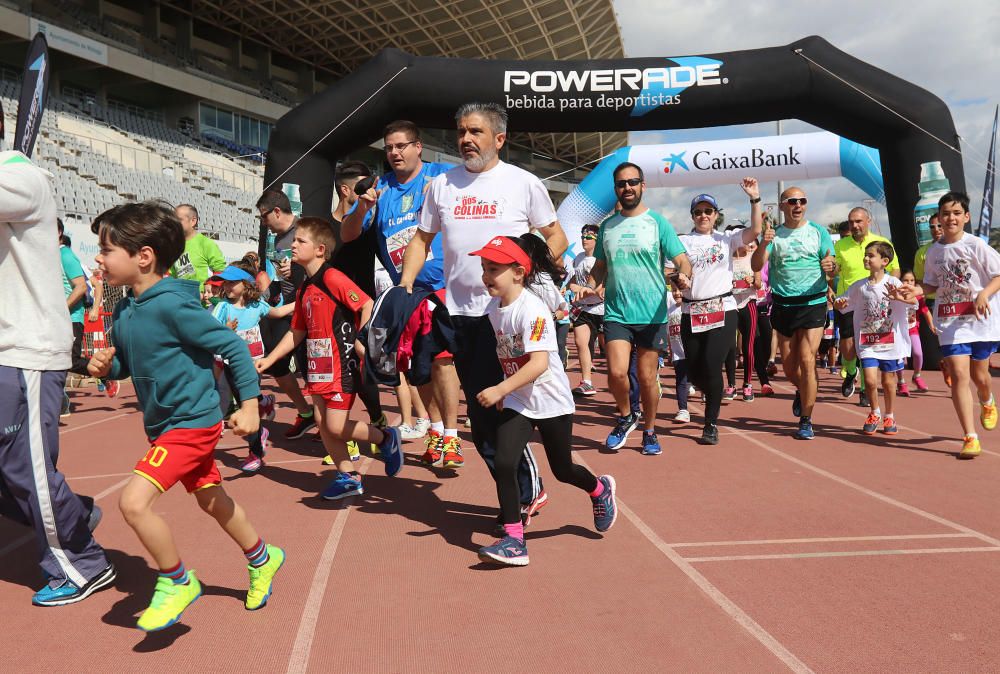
[60,391,71,418]
[641,431,662,455]
[240,455,263,473]
[421,430,444,466]
[981,398,998,431]
[464,417,472,428]
[573,381,597,397]
[136,572,202,632]
[792,391,801,418]
[103,379,120,398]
[742,384,754,402]
[377,426,403,476]
[897,380,910,397]
[591,475,618,533]
[398,423,425,440]
[673,409,690,424]
[441,436,464,468]
[478,536,529,567]
[859,390,869,408]
[760,384,775,397]
[245,545,285,610]
[944,370,953,388]
[32,563,116,607]
[286,412,317,439]
[606,413,639,451]
[794,418,815,440]
[882,417,898,435]
[97,380,104,392]
[698,424,719,446]
[862,412,882,435]
[347,440,360,462]
[321,473,364,500]
[960,435,981,459]
[913,375,929,392]
[723,386,736,400]
[258,394,276,421]
[829,366,839,375]
[767,361,778,377]
[841,370,857,398]
[522,490,549,526]
[87,504,103,533]
[414,417,431,436]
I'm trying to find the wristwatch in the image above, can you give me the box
[749,197,761,204]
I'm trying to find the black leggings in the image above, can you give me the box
[724,302,758,387]
[674,358,689,410]
[681,310,738,426]
[754,304,773,386]
[495,411,597,525]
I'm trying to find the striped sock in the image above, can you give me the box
[243,538,269,568]
[160,561,189,585]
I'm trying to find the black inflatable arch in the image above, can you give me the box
[264,35,964,265]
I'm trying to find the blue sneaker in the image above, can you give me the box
[320,474,364,501]
[592,475,618,532]
[792,391,801,418]
[640,431,661,455]
[478,535,529,566]
[606,413,638,451]
[377,426,403,476]
[794,418,814,440]
[32,563,116,606]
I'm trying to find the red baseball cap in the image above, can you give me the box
[468,236,532,274]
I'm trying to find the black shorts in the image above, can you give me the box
[835,310,855,339]
[572,310,603,332]
[770,303,828,338]
[259,315,306,378]
[604,321,667,351]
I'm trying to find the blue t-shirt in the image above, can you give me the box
[361,161,452,290]
[60,246,86,323]
[211,300,271,330]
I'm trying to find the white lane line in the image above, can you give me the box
[573,453,813,674]
[671,533,975,548]
[687,547,1000,563]
[59,411,134,434]
[286,458,372,674]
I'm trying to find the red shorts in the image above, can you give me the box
[432,288,452,361]
[134,423,223,493]
[312,391,356,411]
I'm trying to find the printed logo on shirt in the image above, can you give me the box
[690,241,726,271]
[452,195,503,220]
[401,193,414,213]
[529,317,547,341]
[348,291,360,303]
[173,252,194,278]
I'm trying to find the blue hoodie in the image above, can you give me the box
[108,277,261,438]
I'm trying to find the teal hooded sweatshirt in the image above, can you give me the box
[107,277,261,439]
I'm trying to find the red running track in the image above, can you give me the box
[3,357,1000,672]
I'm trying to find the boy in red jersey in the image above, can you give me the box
[257,218,402,499]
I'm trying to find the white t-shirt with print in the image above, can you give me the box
[731,247,757,309]
[571,252,604,316]
[418,161,557,317]
[679,229,744,314]
[923,233,1000,346]
[666,291,685,361]
[486,289,575,419]
[838,275,912,360]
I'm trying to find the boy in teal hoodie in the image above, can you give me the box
[87,201,284,632]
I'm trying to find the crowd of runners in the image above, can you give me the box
[3,101,999,633]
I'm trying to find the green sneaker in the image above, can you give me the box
[136,572,202,632]
[246,545,285,610]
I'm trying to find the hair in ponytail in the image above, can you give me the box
[510,233,565,286]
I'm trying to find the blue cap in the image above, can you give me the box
[690,194,721,212]
[210,266,256,284]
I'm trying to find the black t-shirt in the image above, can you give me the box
[331,217,376,299]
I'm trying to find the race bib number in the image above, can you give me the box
[938,301,975,321]
[238,325,265,360]
[668,323,681,337]
[306,338,334,383]
[733,279,752,290]
[860,330,894,352]
[690,297,726,333]
[823,325,834,340]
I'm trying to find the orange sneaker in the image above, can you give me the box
[960,435,981,459]
[441,436,464,468]
[421,430,443,467]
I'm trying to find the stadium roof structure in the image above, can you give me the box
[158,0,627,168]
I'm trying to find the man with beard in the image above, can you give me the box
[399,102,567,530]
[580,162,691,454]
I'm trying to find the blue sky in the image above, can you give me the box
[612,0,999,233]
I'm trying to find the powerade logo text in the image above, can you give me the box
[503,57,725,116]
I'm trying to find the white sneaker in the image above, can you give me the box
[399,423,425,440]
[673,409,690,424]
[413,417,431,436]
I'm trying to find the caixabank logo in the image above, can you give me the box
[503,57,726,116]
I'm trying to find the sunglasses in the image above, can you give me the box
[383,140,418,153]
[614,178,642,189]
[581,234,597,240]
[782,197,808,206]
[929,224,943,230]
[691,208,716,217]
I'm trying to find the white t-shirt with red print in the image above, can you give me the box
[486,289,575,419]
[678,229,745,314]
[837,275,911,361]
[923,233,1000,346]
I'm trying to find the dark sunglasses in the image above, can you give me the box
[782,197,808,206]
[614,178,642,189]
[581,234,597,240]
[691,208,716,217]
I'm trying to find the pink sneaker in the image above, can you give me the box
[897,380,911,397]
[760,384,775,397]
[240,454,264,473]
[913,375,928,392]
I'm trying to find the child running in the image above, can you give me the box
[210,261,295,472]
[834,241,916,435]
[898,269,934,395]
[254,217,403,498]
[666,285,690,424]
[87,201,284,632]
[471,234,618,567]
[915,192,1000,458]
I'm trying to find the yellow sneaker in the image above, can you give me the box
[136,572,202,632]
[960,435,982,459]
[246,545,285,610]
[981,399,998,431]
[322,454,334,465]
[346,440,360,461]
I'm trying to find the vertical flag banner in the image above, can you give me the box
[977,105,998,242]
[14,33,50,157]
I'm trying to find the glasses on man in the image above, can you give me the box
[782,197,808,206]
[614,177,642,189]
[581,234,597,240]
[691,208,716,217]
[383,141,418,153]
[929,224,943,230]
[257,209,273,221]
